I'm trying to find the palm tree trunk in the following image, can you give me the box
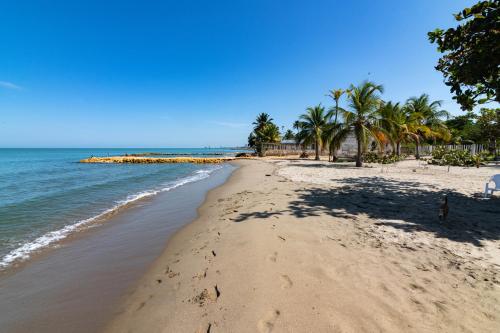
[334,100,339,125]
[396,141,401,156]
[415,140,420,160]
[356,136,362,167]
[315,138,320,161]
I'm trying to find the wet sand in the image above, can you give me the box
[0,165,235,333]
[105,158,500,332]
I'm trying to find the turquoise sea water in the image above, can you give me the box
[0,148,239,269]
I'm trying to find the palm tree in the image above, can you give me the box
[326,89,349,161]
[327,89,346,125]
[297,105,329,160]
[378,101,415,156]
[251,113,276,156]
[247,132,257,148]
[283,129,295,141]
[404,94,450,159]
[253,113,273,132]
[322,122,351,161]
[256,123,281,145]
[342,81,384,167]
[293,120,302,132]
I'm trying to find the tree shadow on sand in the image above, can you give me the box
[234,176,500,246]
[288,177,500,246]
[232,210,283,222]
[286,161,360,169]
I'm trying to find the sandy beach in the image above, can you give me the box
[105,158,500,333]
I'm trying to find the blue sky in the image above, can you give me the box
[0,0,476,147]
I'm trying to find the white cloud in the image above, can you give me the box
[209,120,248,128]
[0,81,22,90]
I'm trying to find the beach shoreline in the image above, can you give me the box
[105,158,500,333]
[0,163,236,333]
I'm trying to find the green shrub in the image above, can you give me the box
[364,152,407,164]
[429,147,476,166]
[478,151,496,161]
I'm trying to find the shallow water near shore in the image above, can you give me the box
[0,148,238,269]
[0,158,235,332]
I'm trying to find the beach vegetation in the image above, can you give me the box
[322,122,351,162]
[252,113,274,132]
[377,101,414,156]
[283,129,296,141]
[296,105,330,160]
[445,108,499,154]
[325,88,349,161]
[403,94,450,159]
[428,0,499,110]
[248,113,281,156]
[342,81,385,167]
[429,147,477,166]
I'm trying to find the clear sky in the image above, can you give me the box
[0,0,477,148]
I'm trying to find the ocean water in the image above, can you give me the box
[0,148,238,269]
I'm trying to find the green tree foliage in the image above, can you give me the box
[445,108,499,149]
[252,113,273,132]
[326,88,349,161]
[428,1,500,110]
[378,101,410,156]
[445,112,481,143]
[343,81,385,167]
[297,105,329,160]
[282,129,295,141]
[327,89,347,125]
[404,94,450,158]
[248,113,280,156]
[256,123,281,144]
[322,122,351,162]
[477,108,500,154]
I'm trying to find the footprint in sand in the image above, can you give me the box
[267,252,278,262]
[258,310,281,333]
[280,275,293,289]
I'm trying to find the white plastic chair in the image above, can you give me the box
[484,174,500,198]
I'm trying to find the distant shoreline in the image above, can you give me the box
[80,156,238,164]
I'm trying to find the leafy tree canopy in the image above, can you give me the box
[428,1,500,110]
[477,107,500,142]
[282,129,295,141]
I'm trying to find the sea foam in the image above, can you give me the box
[0,166,222,269]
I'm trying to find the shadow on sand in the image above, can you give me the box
[234,177,500,246]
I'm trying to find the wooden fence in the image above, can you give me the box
[401,144,497,156]
[263,142,498,158]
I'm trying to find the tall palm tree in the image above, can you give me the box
[250,113,276,156]
[253,113,273,132]
[293,120,301,132]
[322,122,351,161]
[326,89,349,161]
[342,81,384,167]
[404,94,450,158]
[256,123,281,144]
[283,129,295,141]
[297,105,329,160]
[327,89,346,125]
[377,101,416,156]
